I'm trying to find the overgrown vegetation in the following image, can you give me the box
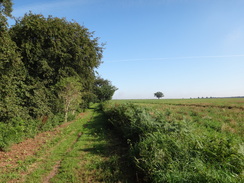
[0,106,135,183]
[103,101,244,182]
[0,1,117,151]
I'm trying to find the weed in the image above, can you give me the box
[104,102,244,183]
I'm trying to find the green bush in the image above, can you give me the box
[0,118,26,151]
[40,113,64,131]
[0,113,65,151]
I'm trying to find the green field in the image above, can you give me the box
[111,98,244,137]
[1,98,243,182]
[112,98,244,107]
[104,98,244,182]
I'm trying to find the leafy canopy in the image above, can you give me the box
[0,0,13,28]
[9,13,104,118]
[10,13,103,89]
[154,91,164,99]
[93,77,118,102]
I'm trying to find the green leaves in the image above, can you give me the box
[0,28,27,122]
[154,91,164,99]
[93,77,118,102]
[1,12,106,150]
[0,0,13,29]
[6,12,105,118]
[0,0,13,17]
[55,77,83,122]
[10,13,103,89]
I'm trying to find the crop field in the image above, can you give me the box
[111,98,244,138]
[104,98,244,182]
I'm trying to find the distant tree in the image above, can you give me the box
[93,77,118,102]
[154,91,164,99]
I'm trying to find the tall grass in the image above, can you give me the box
[104,103,244,183]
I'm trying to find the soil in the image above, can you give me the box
[42,160,61,183]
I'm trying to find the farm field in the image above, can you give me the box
[111,98,244,137]
[1,98,243,183]
[112,98,244,107]
[104,98,244,182]
[2,1,244,183]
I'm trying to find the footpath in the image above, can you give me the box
[0,108,134,183]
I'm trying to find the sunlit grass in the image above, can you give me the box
[111,98,244,137]
[105,99,244,182]
[1,107,135,183]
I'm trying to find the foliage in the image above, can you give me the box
[104,103,244,183]
[55,77,83,122]
[10,13,103,90]
[9,12,104,114]
[154,91,164,99]
[93,77,118,102]
[0,108,135,182]
[8,12,104,117]
[0,11,106,151]
[0,0,13,28]
[0,27,28,123]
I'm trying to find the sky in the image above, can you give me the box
[8,0,244,99]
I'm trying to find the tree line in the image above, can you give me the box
[0,0,117,150]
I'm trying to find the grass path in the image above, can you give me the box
[0,107,135,183]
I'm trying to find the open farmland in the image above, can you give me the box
[104,98,244,182]
[111,98,244,138]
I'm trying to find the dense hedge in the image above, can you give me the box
[0,12,103,150]
[1,2,117,151]
[104,103,244,183]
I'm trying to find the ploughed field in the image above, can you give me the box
[104,98,244,182]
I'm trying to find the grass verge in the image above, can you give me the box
[1,106,135,183]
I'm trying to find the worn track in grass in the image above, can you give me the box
[0,108,135,183]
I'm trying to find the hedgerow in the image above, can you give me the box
[0,114,66,151]
[103,103,244,183]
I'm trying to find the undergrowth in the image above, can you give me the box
[0,112,77,151]
[103,103,244,183]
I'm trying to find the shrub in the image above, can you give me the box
[0,113,64,151]
[0,118,26,151]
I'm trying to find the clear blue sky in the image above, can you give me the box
[9,0,244,99]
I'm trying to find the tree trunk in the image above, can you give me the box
[64,111,68,123]
[64,100,70,123]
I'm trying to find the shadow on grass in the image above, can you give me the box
[79,109,139,183]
